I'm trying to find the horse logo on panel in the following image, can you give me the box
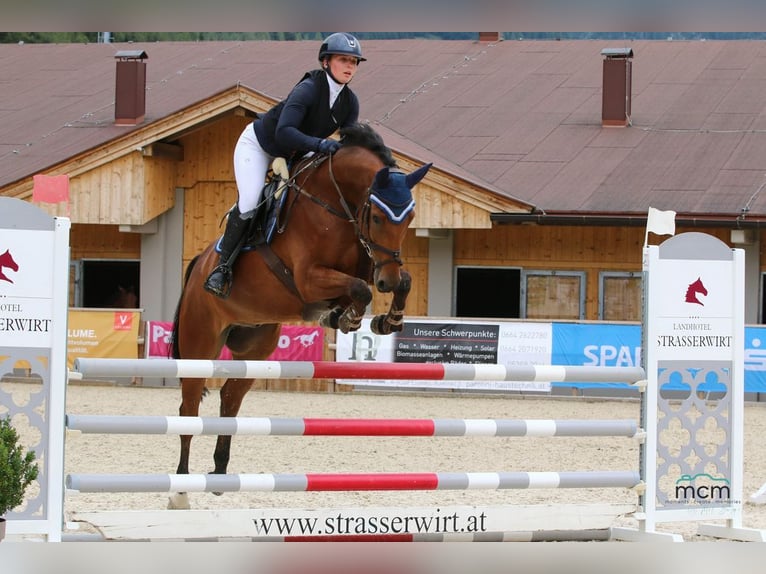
[0,249,19,284]
[685,277,708,306]
[293,331,320,348]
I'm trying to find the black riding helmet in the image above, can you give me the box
[318,32,366,63]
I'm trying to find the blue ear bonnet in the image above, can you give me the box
[370,170,416,223]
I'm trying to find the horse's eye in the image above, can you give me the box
[372,214,382,225]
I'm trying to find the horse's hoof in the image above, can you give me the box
[370,315,390,335]
[338,315,362,334]
[168,492,190,510]
[213,491,223,497]
[319,311,340,330]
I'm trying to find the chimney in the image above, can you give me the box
[114,50,148,126]
[478,32,501,43]
[601,48,633,127]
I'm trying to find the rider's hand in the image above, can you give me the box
[317,139,341,155]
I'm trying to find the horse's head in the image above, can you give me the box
[364,162,432,292]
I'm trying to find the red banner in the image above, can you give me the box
[145,321,323,361]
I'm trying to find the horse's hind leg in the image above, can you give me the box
[168,377,207,510]
[371,269,412,335]
[210,324,281,478]
[176,378,207,474]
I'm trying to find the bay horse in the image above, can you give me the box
[169,123,431,508]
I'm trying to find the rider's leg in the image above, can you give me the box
[203,205,250,298]
[204,125,272,299]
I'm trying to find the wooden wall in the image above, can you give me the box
[70,224,142,260]
[176,115,246,188]
[66,153,176,225]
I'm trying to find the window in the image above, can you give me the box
[454,266,520,319]
[600,271,642,321]
[521,270,585,320]
[454,267,587,320]
[78,259,140,308]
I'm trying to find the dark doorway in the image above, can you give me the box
[82,260,140,308]
[455,267,520,319]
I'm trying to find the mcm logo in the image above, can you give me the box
[0,248,19,284]
[685,277,708,306]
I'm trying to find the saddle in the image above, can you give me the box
[248,176,289,247]
[214,158,290,256]
[213,158,301,297]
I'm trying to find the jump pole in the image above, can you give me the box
[65,414,640,438]
[71,358,645,384]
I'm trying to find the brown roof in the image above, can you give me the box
[4,38,766,219]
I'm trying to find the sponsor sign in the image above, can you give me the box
[336,318,553,392]
[66,310,140,369]
[0,230,56,347]
[145,321,323,361]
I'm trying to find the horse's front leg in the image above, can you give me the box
[305,267,372,334]
[335,277,372,334]
[370,269,411,335]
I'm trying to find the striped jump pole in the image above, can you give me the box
[72,358,645,383]
[65,414,639,438]
[66,470,641,493]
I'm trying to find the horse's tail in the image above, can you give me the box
[170,254,201,359]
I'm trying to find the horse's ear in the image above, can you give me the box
[374,166,391,190]
[406,162,433,189]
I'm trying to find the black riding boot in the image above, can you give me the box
[204,207,250,299]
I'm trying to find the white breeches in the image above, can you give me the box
[233,124,273,214]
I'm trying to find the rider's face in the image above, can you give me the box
[326,55,359,84]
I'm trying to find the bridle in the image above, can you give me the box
[289,152,407,270]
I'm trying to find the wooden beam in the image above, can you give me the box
[141,142,184,161]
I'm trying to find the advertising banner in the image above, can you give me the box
[336,318,553,392]
[0,229,55,348]
[145,321,324,361]
[67,309,140,369]
[338,318,766,394]
[550,322,641,389]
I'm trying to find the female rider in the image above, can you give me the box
[205,32,366,298]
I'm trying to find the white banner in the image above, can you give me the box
[336,318,552,392]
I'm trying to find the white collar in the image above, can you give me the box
[326,72,344,108]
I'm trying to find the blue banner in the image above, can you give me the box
[551,323,766,393]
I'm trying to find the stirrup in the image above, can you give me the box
[204,265,233,299]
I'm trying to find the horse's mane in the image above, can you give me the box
[339,123,397,167]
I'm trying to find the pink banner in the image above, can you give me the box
[146,321,323,361]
